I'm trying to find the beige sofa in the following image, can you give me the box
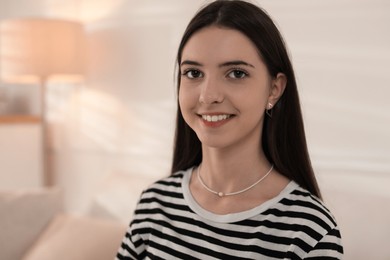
[0,188,126,260]
[1,172,389,260]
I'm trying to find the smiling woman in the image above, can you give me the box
[179,26,282,151]
[116,1,343,259]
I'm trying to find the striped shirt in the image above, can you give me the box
[116,168,343,259]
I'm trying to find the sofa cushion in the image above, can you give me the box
[22,214,127,260]
[0,188,63,260]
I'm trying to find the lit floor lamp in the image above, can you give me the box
[0,18,86,186]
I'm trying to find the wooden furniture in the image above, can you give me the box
[0,115,43,189]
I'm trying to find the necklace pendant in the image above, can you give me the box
[197,164,274,199]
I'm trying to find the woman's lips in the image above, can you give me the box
[202,114,231,122]
[199,113,234,127]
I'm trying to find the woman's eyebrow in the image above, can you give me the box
[180,60,203,67]
[180,60,255,68]
[219,60,255,68]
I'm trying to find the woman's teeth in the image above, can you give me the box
[202,114,231,122]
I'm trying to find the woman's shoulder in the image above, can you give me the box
[134,170,190,213]
[285,184,343,256]
[276,182,339,233]
[140,169,189,197]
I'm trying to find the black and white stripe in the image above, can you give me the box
[116,169,343,259]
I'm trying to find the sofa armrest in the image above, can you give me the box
[0,188,63,260]
[22,214,127,260]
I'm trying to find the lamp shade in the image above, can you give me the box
[0,18,85,83]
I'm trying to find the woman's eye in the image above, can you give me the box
[183,69,203,79]
[228,69,248,79]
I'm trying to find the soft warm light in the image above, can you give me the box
[0,18,85,83]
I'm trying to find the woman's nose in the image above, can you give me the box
[199,77,224,104]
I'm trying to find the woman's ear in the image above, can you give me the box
[268,73,287,106]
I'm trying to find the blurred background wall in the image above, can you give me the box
[0,0,389,258]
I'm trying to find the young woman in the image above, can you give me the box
[117,1,343,259]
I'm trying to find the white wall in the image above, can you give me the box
[1,0,389,258]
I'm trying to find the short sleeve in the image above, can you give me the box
[116,192,148,260]
[115,223,140,260]
[304,226,343,259]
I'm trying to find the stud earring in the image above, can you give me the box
[266,102,273,118]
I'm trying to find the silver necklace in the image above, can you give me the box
[196,164,274,197]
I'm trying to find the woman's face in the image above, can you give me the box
[179,26,274,150]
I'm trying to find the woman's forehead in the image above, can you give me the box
[181,26,262,67]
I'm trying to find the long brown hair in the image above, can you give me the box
[171,0,321,198]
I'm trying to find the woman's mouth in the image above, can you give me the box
[201,114,231,122]
[199,114,234,127]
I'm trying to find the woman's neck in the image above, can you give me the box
[200,144,272,194]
